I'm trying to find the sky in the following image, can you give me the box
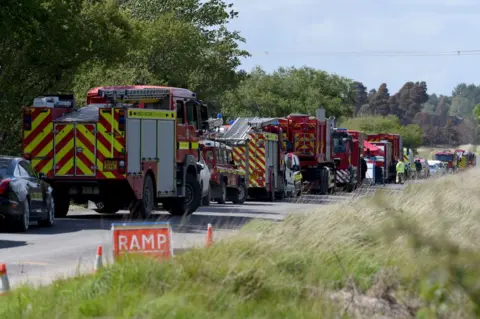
[227,0,480,96]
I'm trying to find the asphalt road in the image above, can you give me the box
[0,183,407,289]
[0,199,331,289]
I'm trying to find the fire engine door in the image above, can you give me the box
[74,124,97,176]
[53,123,97,177]
[53,123,76,176]
[265,140,277,188]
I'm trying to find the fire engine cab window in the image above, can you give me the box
[186,101,198,127]
[226,150,233,164]
[176,101,185,124]
[334,138,346,153]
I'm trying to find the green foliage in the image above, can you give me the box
[219,66,355,120]
[0,0,248,155]
[340,115,423,150]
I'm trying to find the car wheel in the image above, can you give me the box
[39,195,55,227]
[14,199,30,232]
[202,186,211,206]
[232,183,247,204]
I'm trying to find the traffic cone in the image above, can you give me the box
[206,223,213,248]
[0,264,10,295]
[94,245,103,272]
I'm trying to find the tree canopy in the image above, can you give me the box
[2,0,480,155]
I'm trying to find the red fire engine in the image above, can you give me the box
[367,133,402,183]
[22,86,209,218]
[278,108,337,194]
[333,129,365,190]
[199,139,247,204]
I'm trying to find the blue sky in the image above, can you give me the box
[228,0,480,96]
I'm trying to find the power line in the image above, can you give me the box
[247,49,480,57]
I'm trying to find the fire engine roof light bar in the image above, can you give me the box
[98,88,170,101]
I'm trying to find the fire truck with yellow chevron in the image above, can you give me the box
[217,117,300,200]
[22,86,209,218]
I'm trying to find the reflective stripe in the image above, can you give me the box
[127,109,176,120]
[177,142,198,150]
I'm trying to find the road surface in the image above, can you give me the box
[0,184,405,289]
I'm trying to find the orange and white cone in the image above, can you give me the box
[94,245,103,272]
[0,264,10,295]
[206,223,213,248]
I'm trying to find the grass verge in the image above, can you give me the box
[2,170,480,318]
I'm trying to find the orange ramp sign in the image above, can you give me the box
[112,222,173,260]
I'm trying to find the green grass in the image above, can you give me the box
[3,170,480,318]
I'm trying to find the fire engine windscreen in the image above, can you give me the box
[435,154,453,162]
[333,132,348,153]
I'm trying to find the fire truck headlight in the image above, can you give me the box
[119,160,125,167]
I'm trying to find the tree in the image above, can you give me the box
[219,66,355,119]
[370,83,390,116]
[352,81,368,115]
[0,0,135,154]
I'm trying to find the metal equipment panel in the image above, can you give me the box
[141,120,157,160]
[126,119,141,173]
[156,120,176,194]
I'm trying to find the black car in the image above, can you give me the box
[0,156,55,232]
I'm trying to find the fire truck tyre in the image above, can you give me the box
[130,175,155,219]
[53,194,70,218]
[94,203,119,215]
[217,182,227,204]
[184,174,201,214]
[232,183,247,204]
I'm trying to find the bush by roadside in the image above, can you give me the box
[1,170,480,318]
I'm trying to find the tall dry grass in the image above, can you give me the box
[2,170,480,318]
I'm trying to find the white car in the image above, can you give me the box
[428,160,446,176]
[198,153,212,206]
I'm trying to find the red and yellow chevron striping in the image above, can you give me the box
[294,133,314,156]
[96,109,126,179]
[74,124,96,176]
[53,124,75,176]
[23,108,54,176]
[232,146,246,171]
[247,133,266,188]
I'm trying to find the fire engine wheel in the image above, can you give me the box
[53,193,70,218]
[184,174,201,214]
[217,182,227,204]
[130,175,154,219]
[232,183,247,204]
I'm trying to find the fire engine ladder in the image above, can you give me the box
[97,88,170,103]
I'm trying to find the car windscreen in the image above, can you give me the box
[0,159,12,179]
